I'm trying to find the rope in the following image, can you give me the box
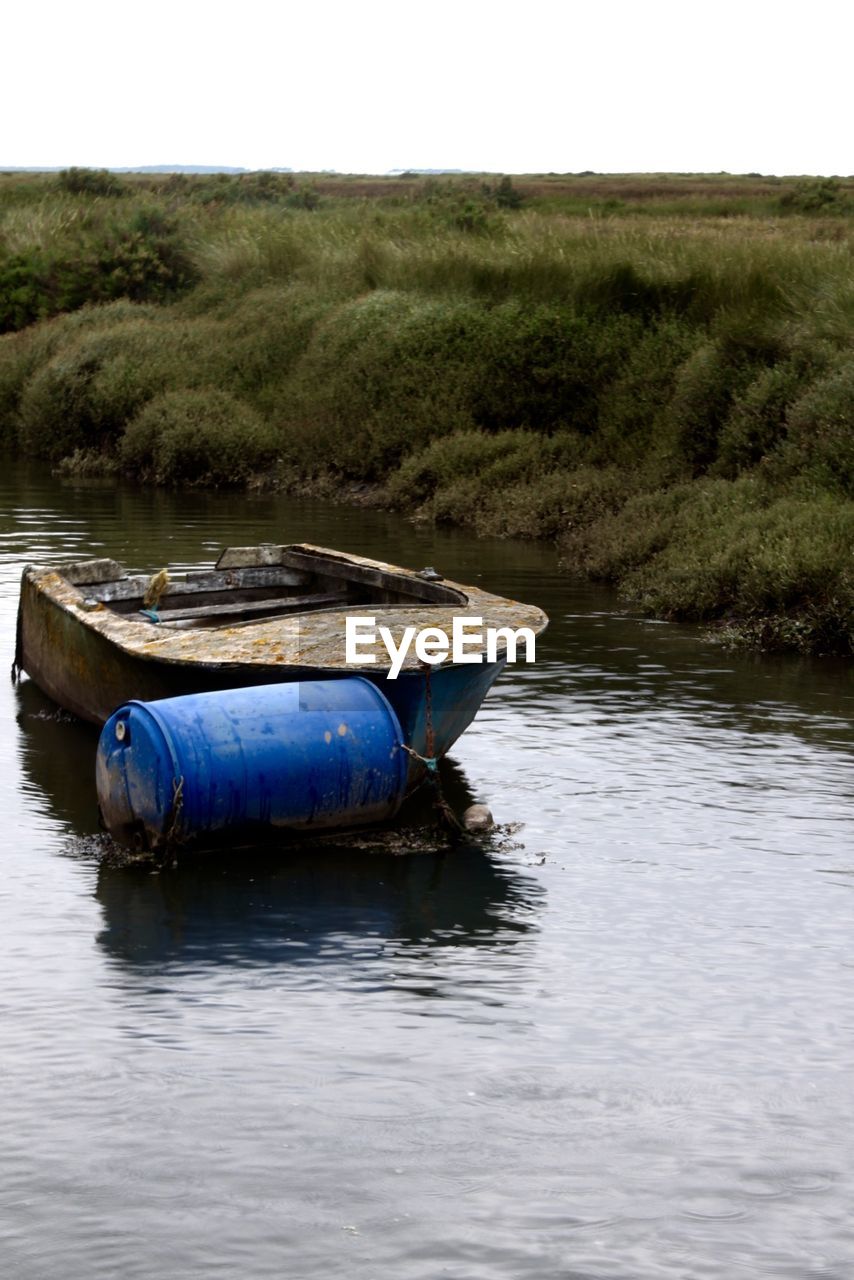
[139,569,170,624]
[144,568,170,609]
[158,775,185,858]
[400,742,438,773]
[405,662,465,840]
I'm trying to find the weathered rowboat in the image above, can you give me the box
[15,543,548,777]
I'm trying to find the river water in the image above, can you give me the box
[1,458,853,1280]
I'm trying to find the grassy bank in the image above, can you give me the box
[1,170,852,653]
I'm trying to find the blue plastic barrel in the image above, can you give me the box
[96,678,408,851]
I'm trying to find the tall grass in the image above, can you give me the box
[1,170,852,652]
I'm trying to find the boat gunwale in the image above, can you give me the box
[21,542,549,676]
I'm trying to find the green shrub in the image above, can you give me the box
[285,184,320,211]
[56,167,126,197]
[492,176,524,210]
[468,305,642,433]
[187,172,299,207]
[0,206,196,333]
[0,249,46,331]
[715,607,852,654]
[558,478,853,652]
[448,199,491,233]
[282,294,645,476]
[387,430,629,539]
[714,360,807,476]
[235,172,295,203]
[387,430,558,506]
[1,302,163,444]
[0,327,45,443]
[558,481,700,583]
[490,466,636,540]
[216,283,328,412]
[120,388,279,485]
[770,361,854,495]
[16,336,119,460]
[779,179,849,214]
[665,339,764,473]
[629,488,852,624]
[54,447,121,478]
[417,181,495,234]
[15,313,224,460]
[595,318,695,470]
[282,292,481,475]
[480,177,524,210]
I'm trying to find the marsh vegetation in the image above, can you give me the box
[1,169,851,652]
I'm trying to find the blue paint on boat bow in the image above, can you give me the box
[370,658,506,770]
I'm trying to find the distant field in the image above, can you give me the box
[1,169,852,652]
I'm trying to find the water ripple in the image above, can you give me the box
[1,459,853,1279]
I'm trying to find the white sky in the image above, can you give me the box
[3,0,851,176]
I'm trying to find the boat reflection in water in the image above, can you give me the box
[15,677,542,977]
[14,677,101,833]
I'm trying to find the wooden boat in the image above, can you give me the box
[15,543,548,775]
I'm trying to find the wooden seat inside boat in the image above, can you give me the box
[72,543,468,630]
[154,591,348,624]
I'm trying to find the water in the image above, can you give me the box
[2,458,853,1279]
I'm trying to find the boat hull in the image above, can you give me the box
[18,570,506,772]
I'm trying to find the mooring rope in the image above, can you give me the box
[160,775,185,856]
[400,743,438,773]
[404,663,465,839]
